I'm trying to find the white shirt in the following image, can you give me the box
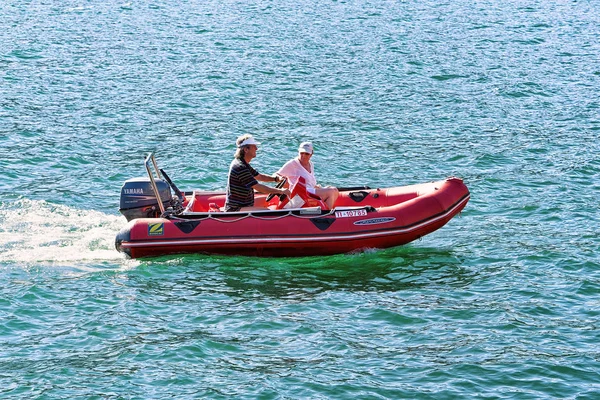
[276,158,317,193]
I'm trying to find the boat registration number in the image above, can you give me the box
[335,209,367,218]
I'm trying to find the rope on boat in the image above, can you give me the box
[204,209,336,223]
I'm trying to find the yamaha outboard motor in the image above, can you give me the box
[119,177,172,221]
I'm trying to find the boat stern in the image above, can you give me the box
[115,225,132,257]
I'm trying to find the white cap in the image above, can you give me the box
[237,135,260,148]
[298,142,313,154]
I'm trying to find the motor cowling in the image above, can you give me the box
[119,177,172,221]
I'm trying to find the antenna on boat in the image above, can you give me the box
[145,152,166,215]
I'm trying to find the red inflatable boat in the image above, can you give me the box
[115,154,470,258]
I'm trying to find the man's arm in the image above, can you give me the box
[255,173,281,183]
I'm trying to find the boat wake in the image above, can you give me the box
[0,199,135,270]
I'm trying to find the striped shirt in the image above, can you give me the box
[225,158,259,211]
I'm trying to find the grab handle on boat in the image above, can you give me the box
[144,153,166,215]
[144,152,163,180]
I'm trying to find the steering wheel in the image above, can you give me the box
[265,177,287,203]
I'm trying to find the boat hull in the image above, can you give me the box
[116,178,469,258]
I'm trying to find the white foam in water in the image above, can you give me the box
[0,199,136,269]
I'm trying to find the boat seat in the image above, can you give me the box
[183,190,215,213]
[183,192,223,213]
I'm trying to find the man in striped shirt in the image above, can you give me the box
[225,135,291,212]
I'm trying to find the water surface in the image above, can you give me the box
[1,0,599,398]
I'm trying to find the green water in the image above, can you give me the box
[1,0,599,398]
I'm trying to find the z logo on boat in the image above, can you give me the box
[148,223,164,236]
[354,217,396,226]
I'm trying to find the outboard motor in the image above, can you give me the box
[119,177,172,221]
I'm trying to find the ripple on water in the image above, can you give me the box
[1,0,600,398]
